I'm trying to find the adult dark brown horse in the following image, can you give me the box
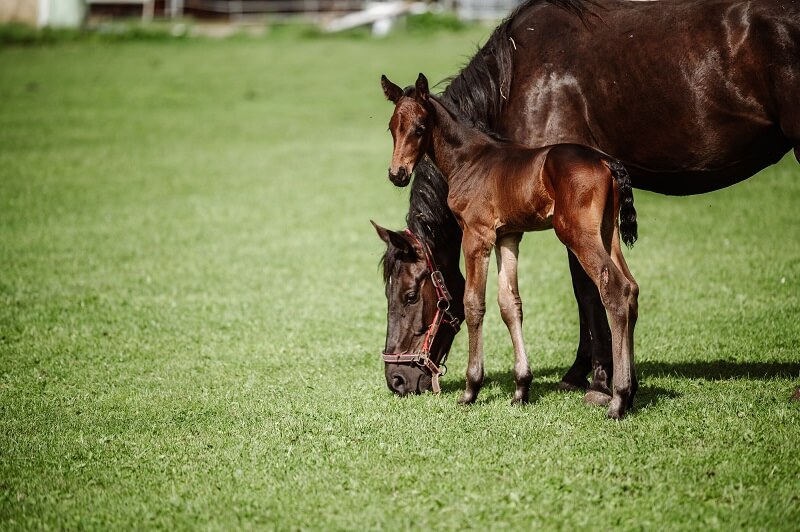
[383,73,640,418]
[374,0,800,403]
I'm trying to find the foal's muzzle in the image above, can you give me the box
[388,166,411,187]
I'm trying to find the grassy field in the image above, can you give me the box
[1,24,799,530]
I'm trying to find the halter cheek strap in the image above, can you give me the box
[382,229,461,394]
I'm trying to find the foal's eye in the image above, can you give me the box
[404,291,418,304]
[414,125,425,137]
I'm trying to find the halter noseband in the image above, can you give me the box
[382,229,461,394]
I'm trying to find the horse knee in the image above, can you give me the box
[464,294,486,328]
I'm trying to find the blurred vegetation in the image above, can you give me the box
[0,12,476,47]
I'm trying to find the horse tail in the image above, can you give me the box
[607,158,638,248]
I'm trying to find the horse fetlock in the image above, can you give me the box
[560,360,591,392]
[466,365,484,387]
[516,366,533,383]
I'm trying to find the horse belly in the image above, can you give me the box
[494,178,554,235]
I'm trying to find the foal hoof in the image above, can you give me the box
[791,388,800,401]
[606,408,624,420]
[458,392,476,405]
[511,394,529,406]
[584,390,612,406]
[606,397,627,420]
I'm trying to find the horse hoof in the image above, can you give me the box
[584,390,612,406]
[511,395,529,406]
[791,388,800,401]
[559,379,588,393]
[458,393,475,405]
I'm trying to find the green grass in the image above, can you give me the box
[1,28,799,530]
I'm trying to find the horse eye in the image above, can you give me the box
[414,125,425,137]
[405,291,418,304]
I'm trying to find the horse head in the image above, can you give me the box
[372,221,462,396]
[381,73,432,187]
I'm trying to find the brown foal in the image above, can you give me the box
[381,73,640,419]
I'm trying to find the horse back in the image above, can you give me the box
[501,0,800,194]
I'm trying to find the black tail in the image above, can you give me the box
[608,159,637,248]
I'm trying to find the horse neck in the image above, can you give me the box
[406,158,465,311]
[426,97,490,181]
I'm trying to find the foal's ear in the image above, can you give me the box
[381,75,403,103]
[415,73,429,102]
[371,221,420,259]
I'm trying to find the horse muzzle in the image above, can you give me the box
[388,166,411,187]
[385,363,432,395]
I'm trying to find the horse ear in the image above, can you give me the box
[371,221,420,259]
[381,75,403,103]
[415,73,429,102]
[371,220,393,244]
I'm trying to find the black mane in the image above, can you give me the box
[396,0,600,264]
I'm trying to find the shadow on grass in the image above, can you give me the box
[440,370,677,410]
[438,359,800,408]
[636,359,800,381]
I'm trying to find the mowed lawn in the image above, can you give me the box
[1,26,799,530]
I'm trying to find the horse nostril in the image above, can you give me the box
[391,374,407,395]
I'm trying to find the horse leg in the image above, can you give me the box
[609,232,639,409]
[567,243,637,419]
[560,250,592,391]
[458,229,492,405]
[495,233,533,404]
[564,249,614,406]
[555,177,637,420]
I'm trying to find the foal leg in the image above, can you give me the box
[495,233,533,404]
[610,232,639,408]
[570,244,636,419]
[458,229,493,405]
[558,219,636,419]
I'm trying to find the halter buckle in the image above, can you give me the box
[431,270,452,301]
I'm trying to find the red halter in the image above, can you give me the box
[382,229,461,393]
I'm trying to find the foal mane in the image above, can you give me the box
[384,0,600,283]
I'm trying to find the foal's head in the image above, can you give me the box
[381,73,432,187]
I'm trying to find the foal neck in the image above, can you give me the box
[427,96,493,180]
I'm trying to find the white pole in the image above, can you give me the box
[37,0,50,27]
